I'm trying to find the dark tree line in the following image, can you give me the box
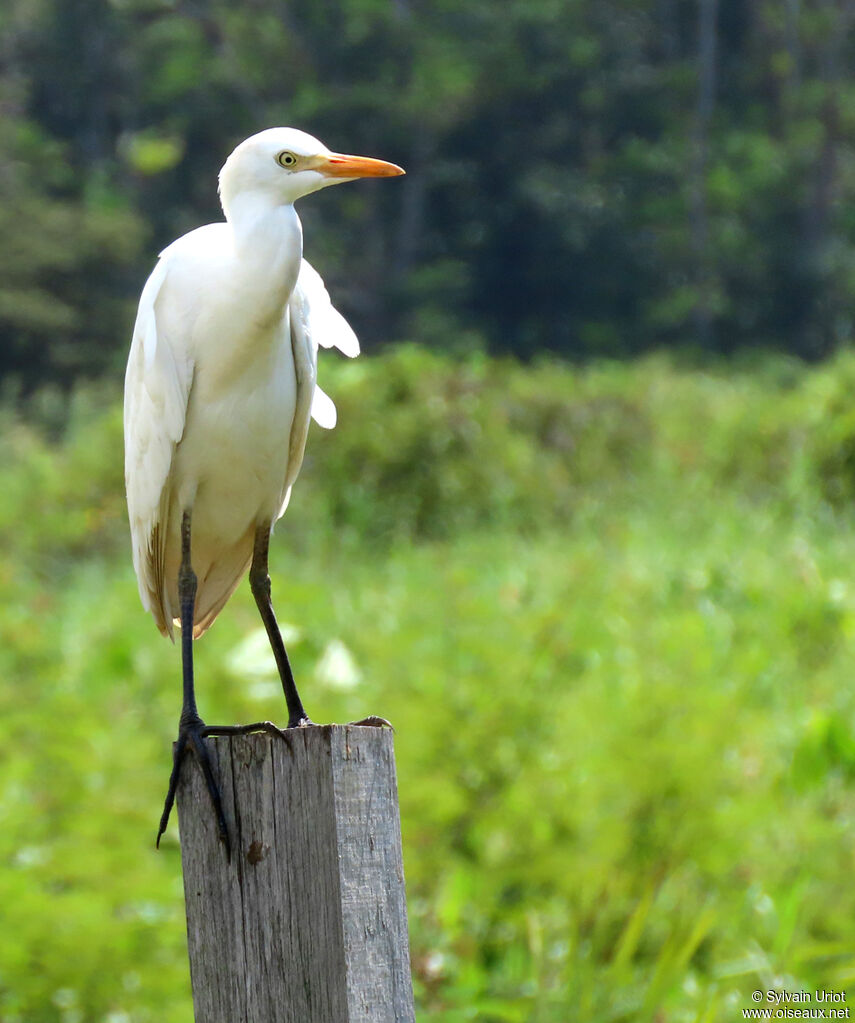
[2,0,855,390]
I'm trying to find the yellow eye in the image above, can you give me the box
[277,151,297,168]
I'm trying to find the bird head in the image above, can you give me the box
[218,127,404,217]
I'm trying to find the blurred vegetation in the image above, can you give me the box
[4,0,855,389]
[2,348,855,1019]
[4,0,855,1017]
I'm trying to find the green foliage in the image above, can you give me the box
[6,0,855,387]
[0,117,146,387]
[2,349,855,1019]
[301,346,654,539]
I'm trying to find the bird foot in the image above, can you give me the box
[347,715,394,730]
[156,714,231,857]
[157,718,302,857]
[156,715,388,856]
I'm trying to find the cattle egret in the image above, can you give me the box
[123,127,404,852]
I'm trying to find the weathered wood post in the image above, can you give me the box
[176,724,416,1022]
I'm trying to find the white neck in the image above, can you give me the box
[223,192,303,306]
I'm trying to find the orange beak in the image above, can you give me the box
[315,153,405,179]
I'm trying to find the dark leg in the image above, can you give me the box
[249,523,392,731]
[156,511,232,855]
[250,524,310,728]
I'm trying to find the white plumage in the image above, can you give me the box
[124,127,403,851]
[124,127,402,640]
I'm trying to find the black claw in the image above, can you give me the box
[189,728,230,856]
[155,745,183,849]
[156,719,231,858]
[348,715,394,730]
[203,720,290,741]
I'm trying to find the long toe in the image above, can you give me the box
[347,715,394,729]
[203,720,289,741]
[156,733,188,849]
[156,720,231,858]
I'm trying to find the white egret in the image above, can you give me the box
[123,127,404,852]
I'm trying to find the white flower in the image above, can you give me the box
[227,625,302,682]
[315,639,362,690]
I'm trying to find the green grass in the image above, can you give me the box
[2,347,855,1020]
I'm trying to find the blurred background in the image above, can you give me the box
[3,0,855,1020]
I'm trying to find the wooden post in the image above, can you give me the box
[175,725,416,1023]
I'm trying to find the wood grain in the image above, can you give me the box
[176,725,415,1023]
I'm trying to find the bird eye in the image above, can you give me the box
[277,151,298,168]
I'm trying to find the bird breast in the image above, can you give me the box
[173,321,298,547]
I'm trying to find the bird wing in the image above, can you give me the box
[124,248,194,636]
[298,258,360,429]
[276,258,360,518]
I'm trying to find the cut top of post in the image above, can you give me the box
[176,725,416,1023]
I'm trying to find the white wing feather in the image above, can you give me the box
[297,259,361,359]
[310,385,337,429]
[275,259,359,520]
[294,258,359,433]
[123,251,193,635]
